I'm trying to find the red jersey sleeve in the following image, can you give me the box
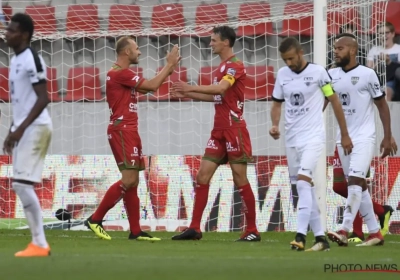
[221,62,245,86]
[115,68,145,89]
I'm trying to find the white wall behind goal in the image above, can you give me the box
[0,101,399,156]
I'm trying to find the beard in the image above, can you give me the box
[335,54,351,67]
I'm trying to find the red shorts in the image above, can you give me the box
[108,127,145,171]
[203,127,253,165]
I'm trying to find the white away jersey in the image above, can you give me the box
[9,48,51,130]
[328,65,384,144]
[272,63,330,147]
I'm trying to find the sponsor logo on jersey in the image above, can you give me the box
[289,92,305,106]
[339,92,351,106]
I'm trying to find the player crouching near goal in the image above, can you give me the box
[269,37,353,252]
[84,36,181,241]
[170,26,260,242]
[326,33,397,247]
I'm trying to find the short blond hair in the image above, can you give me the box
[115,36,134,54]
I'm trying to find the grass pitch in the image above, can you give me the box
[0,230,399,280]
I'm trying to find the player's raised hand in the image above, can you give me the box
[269,126,280,140]
[390,136,398,156]
[166,44,181,67]
[341,135,353,155]
[380,136,392,158]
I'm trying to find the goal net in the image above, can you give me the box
[0,0,399,234]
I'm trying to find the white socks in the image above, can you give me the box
[359,190,380,234]
[296,180,312,235]
[13,182,48,248]
[309,187,324,237]
[341,185,362,232]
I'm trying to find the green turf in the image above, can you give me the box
[0,230,399,280]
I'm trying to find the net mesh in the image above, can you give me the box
[0,0,398,233]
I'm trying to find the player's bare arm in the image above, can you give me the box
[3,82,49,155]
[175,79,232,96]
[137,45,181,92]
[323,98,330,111]
[269,101,282,140]
[374,97,395,158]
[325,86,353,155]
[171,82,214,101]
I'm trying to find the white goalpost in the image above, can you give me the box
[0,0,396,233]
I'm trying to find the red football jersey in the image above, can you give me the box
[213,56,247,129]
[106,64,145,130]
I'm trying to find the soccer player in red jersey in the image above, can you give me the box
[332,146,394,242]
[170,26,260,241]
[84,36,181,241]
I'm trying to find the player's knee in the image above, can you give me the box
[122,178,139,189]
[231,168,248,187]
[348,176,366,190]
[196,171,212,185]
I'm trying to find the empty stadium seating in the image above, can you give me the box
[237,2,273,37]
[65,67,102,101]
[108,4,142,35]
[25,5,57,36]
[1,0,400,103]
[0,68,9,102]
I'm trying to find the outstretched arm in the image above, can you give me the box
[184,92,215,102]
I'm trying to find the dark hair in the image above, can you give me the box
[11,13,34,42]
[212,26,236,47]
[115,36,134,54]
[339,24,357,35]
[278,37,302,53]
[384,21,395,33]
[335,33,357,40]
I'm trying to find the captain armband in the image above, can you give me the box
[321,83,334,97]
[222,75,235,86]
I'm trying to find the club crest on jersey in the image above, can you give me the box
[220,64,226,72]
[289,92,305,106]
[351,77,359,85]
[339,92,351,106]
[304,77,313,86]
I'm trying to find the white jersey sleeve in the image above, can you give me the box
[318,68,332,88]
[367,70,385,99]
[25,52,47,85]
[272,70,284,102]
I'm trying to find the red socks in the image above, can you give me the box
[238,183,258,233]
[189,184,209,231]
[92,180,126,221]
[123,187,141,235]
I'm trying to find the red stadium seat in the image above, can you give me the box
[65,67,102,101]
[149,67,188,101]
[326,7,361,36]
[370,2,400,34]
[237,2,273,37]
[195,4,228,37]
[280,2,313,37]
[198,66,219,86]
[25,5,56,36]
[108,5,142,36]
[66,5,99,36]
[0,68,9,102]
[152,3,184,35]
[245,66,275,101]
[47,67,60,102]
[2,5,12,23]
